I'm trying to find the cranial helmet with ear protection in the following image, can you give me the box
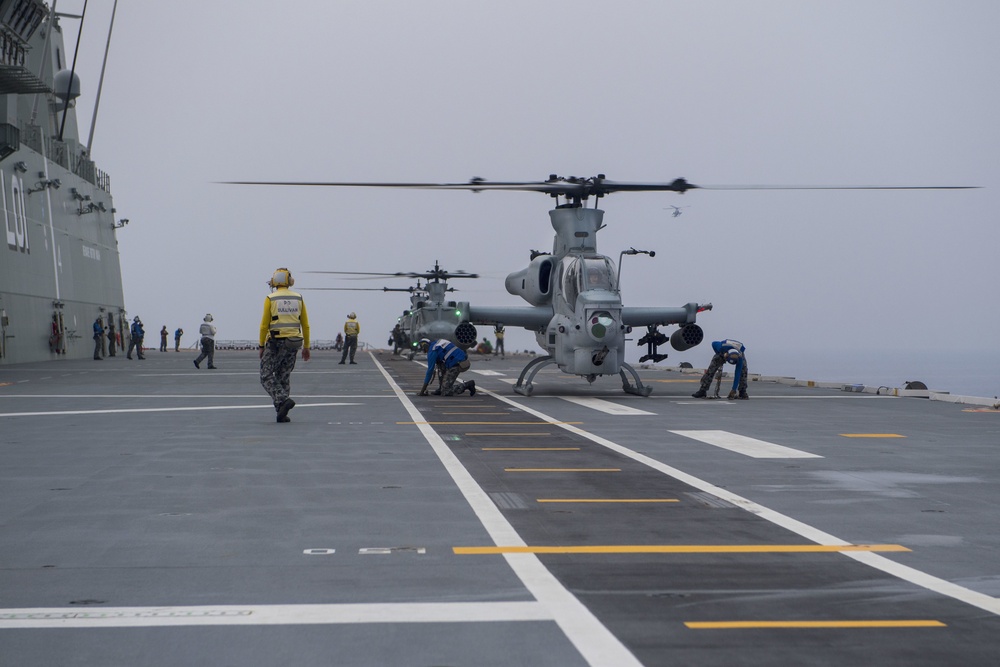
[269,268,294,288]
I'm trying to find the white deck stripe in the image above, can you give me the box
[0,403,360,418]
[488,391,1000,617]
[375,357,643,666]
[0,602,551,629]
[670,430,822,459]
[560,397,656,416]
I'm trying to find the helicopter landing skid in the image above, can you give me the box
[620,362,653,397]
[512,355,555,396]
[512,356,652,397]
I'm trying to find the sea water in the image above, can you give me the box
[752,347,998,399]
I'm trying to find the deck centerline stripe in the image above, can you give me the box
[839,433,906,438]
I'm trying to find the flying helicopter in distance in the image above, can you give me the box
[226,174,975,396]
[303,261,479,359]
[665,205,687,217]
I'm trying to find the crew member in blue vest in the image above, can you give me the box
[92,316,104,360]
[692,338,748,399]
[127,316,146,360]
[418,338,476,397]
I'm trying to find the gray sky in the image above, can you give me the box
[63,1,998,381]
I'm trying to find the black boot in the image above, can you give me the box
[276,398,295,423]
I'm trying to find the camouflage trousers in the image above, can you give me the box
[261,339,299,408]
[441,364,470,396]
[698,353,749,394]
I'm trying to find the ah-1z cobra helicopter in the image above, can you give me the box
[229,174,972,396]
[303,261,479,360]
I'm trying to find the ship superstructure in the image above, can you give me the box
[0,0,125,364]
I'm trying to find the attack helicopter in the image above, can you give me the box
[227,174,974,396]
[304,261,479,359]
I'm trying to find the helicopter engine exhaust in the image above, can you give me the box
[454,321,478,348]
[670,324,703,351]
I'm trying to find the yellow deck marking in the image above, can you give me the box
[536,498,679,503]
[399,421,582,425]
[839,433,906,438]
[504,468,620,473]
[685,620,945,629]
[454,544,910,555]
[467,433,555,437]
[482,447,580,451]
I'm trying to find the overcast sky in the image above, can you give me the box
[60,1,998,386]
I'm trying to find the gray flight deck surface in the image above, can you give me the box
[1,351,999,666]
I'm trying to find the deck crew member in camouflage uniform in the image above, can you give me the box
[259,268,311,423]
[418,338,476,397]
[692,338,749,400]
[493,325,505,358]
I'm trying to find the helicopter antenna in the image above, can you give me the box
[617,248,655,287]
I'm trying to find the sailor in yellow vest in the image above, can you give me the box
[339,312,360,364]
[259,268,311,423]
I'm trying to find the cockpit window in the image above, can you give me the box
[561,257,617,312]
[581,257,616,291]
[561,259,579,311]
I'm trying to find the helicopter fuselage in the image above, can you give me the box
[470,206,705,385]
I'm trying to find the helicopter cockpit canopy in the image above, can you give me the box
[561,256,618,310]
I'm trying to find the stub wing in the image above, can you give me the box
[468,305,553,330]
[621,303,704,327]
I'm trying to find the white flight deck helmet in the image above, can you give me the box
[348,312,356,319]
[268,268,294,289]
[203,314,213,322]
[725,349,742,364]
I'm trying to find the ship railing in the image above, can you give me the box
[18,123,112,194]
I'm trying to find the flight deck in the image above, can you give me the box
[1,350,998,665]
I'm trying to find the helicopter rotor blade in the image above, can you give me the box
[224,176,977,199]
[298,287,390,291]
[304,270,478,280]
[695,184,979,190]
